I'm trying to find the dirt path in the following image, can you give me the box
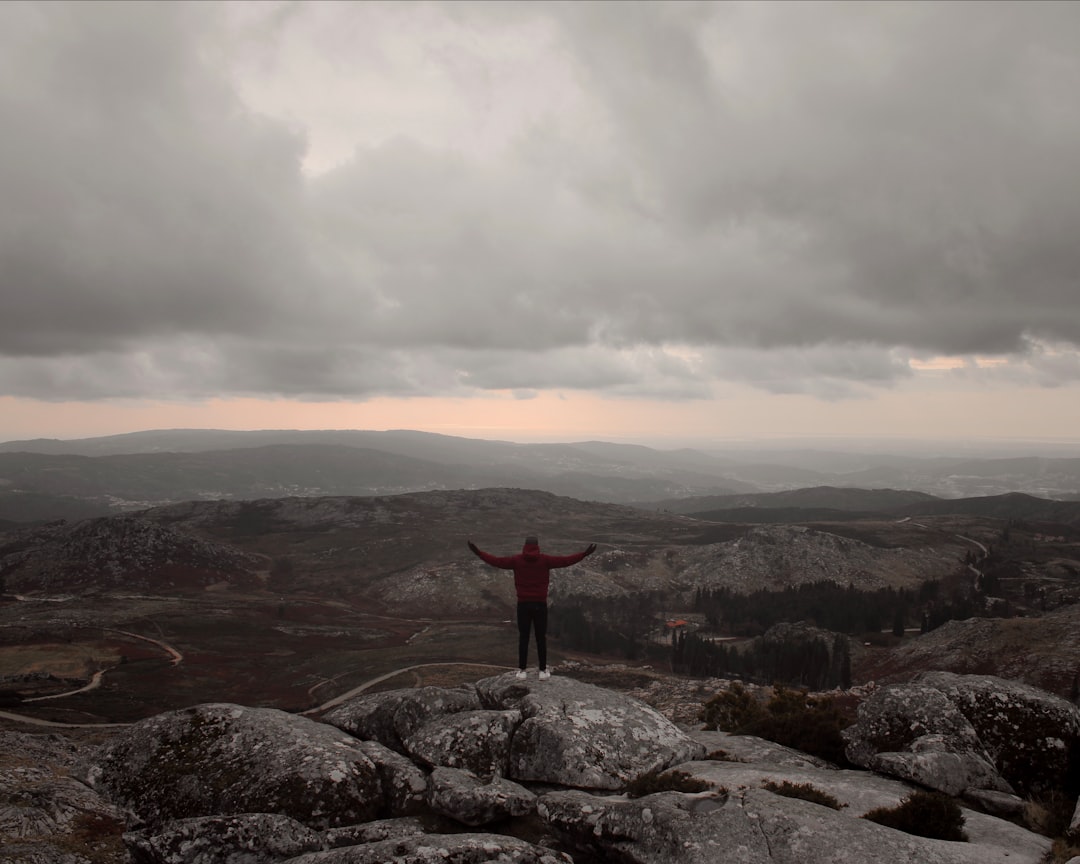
[105,628,184,665]
[1,661,509,728]
[302,661,512,716]
[0,627,186,728]
[24,669,107,703]
[0,708,129,729]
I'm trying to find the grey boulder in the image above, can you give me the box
[426,766,536,826]
[844,672,1080,797]
[79,703,384,829]
[477,673,706,789]
[124,813,323,864]
[323,686,482,755]
[280,832,572,863]
[404,709,521,776]
[540,783,1046,864]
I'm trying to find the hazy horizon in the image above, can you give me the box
[3,423,1078,461]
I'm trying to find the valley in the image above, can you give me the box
[2,482,1079,727]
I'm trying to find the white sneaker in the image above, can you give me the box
[515,669,527,680]
[538,669,551,681]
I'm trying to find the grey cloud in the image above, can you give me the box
[702,344,912,399]
[3,2,1080,403]
[554,1,1080,353]
[0,3,313,356]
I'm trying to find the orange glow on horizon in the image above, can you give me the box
[3,382,1080,447]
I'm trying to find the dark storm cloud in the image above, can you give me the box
[3,1,1080,402]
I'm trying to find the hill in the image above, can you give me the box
[645,487,1080,528]
[0,432,752,521]
[2,428,1079,526]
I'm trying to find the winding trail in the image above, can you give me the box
[302,662,509,716]
[25,669,107,703]
[0,708,129,729]
[1,661,508,729]
[0,627,185,728]
[105,628,184,666]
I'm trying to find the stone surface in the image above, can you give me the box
[323,686,482,755]
[689,728,835,769]
[280,832,573,863]
[426,766,536,826]
[392,686,484,742]
[843,681,1012,795]
[918,671,1080,796]
[476,672,706,789]
[963,788,1027,819]
[404,709,520,776]
[540,784,1049,864]
[844,672,1080,797]
[7,673,1060,864]
[123,813,323,864]
[0,729,129,864]
[321,816,431,849]
[672,757,1049,859]
[322,689,415,753]
[354,740,429,816]
[79,703,384,829]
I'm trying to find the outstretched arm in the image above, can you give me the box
[467,540,516,569]
[545,543,597,568]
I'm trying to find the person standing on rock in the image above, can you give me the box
[467,536,596,680]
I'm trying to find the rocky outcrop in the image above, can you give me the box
[124,813,324,864]
[0,729,129,864]
[426,766,536,826]
[918,671,1080,796]
[326,673,705,791]
[281,833,573,863]
[475,674,706,789]
[404,708,520,776]
[675,524,958,593]
[324,686,483,755]
[540,781,1046,864]
[844,671,1080,797]
[15,672,1058,864]
[0,516,261,594]
[854,606,1080,696]
[842,680,1008,796]
[79,703,386,829]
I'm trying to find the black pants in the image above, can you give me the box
[517,601,548,670]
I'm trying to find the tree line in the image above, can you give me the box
[693,578,979,638]
[671,628,851,689]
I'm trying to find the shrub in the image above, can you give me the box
[741,686,851,766]
[1047,838,1080,863]
[1023,791,1076,838]
[623,768,710,798]
[762,780,843,810]
[702,684,852,765]
[701,682,764,731]
[863,791,967,842]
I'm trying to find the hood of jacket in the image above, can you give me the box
[522,539,541,559]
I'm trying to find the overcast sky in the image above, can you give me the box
[2,1,1080,448]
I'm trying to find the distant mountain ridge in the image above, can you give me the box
[0,431,749,522]
[662,487,1080,527]
[0,428,1078,524]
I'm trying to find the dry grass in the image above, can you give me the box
[0,643,121,679]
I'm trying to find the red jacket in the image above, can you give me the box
[471,540,591,602]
